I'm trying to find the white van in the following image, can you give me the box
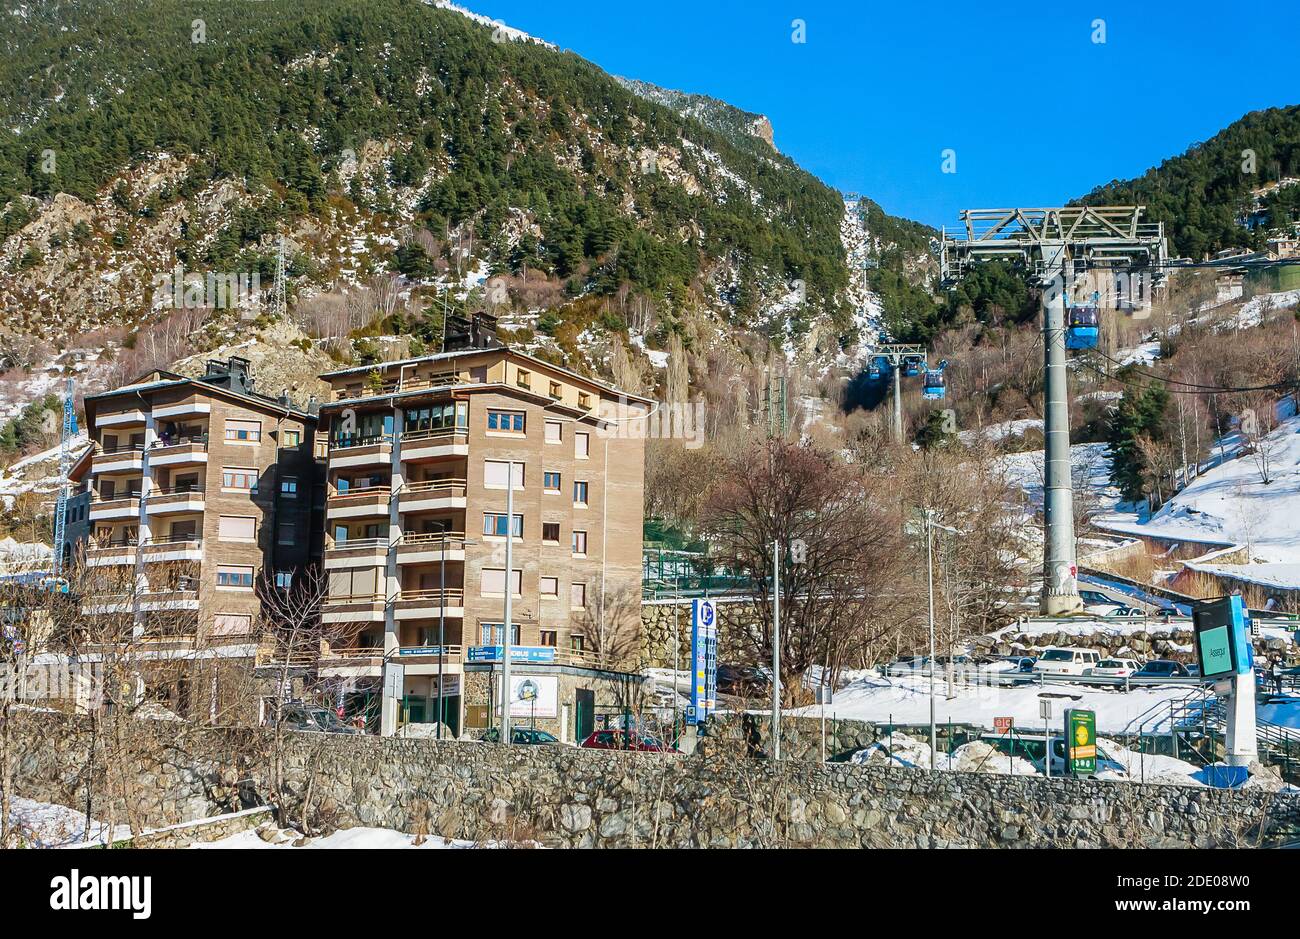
[1033,647,1101,676]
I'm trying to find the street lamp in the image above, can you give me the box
[921,510,958,770]
[501,459,516,746]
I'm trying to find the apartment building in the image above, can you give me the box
[70,356,320,660]
[316,340,649,738]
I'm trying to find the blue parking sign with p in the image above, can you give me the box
[690,599,718,724]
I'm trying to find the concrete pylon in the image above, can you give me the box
[1040,253,1082,616]
[892,363,904,442]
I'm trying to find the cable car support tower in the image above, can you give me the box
[938,207,1167,615]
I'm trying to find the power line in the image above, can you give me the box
[1088,346,1295,393]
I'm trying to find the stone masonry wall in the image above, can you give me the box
[9,714,1297,848]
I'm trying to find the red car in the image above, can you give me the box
[579,729,673,752]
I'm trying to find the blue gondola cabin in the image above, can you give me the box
[1065,305,1100,350]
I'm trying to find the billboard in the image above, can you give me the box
[495,675,558,718]
[1065,709,1097,777]
[688,598,718,724]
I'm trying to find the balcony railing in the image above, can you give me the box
[400,478,467,497]
[90,536,139,549]
[142,533,203,546]
[324,592,387,607]
[399,427,468,445]
[148,485,205,497]
[329,433,393,450]
[95,443,146,456]
[326,537,391,552]
[333,373,461,401]
[398,530,467,549]
[328,484,391,501]
[396,588,465,606]
[150,435,207,451]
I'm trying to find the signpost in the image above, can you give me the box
[1039,698,1053,778]
[689,599,717,725]
[1065,709,1097,777]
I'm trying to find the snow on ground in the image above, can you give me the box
[790,669,1189,734]
[5,797,129,847]
[999,442,1118,516]
[1116,339,1161,367]
[958,418,1042,445]
[1096,412,1300,573]
[196,826,485,850]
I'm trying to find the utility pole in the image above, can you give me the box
[501,461,515,745]
[52,378,76,576]
[771,538,781,761]
[891,362,904,442]
[925,512,936,770]
[1040,256,1080,615]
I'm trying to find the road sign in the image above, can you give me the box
[994,716,1014,733]
[1039,698,1053,720]
[689,599,717,724]
[1065,709,1097,776]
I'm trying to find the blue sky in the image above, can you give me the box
[464,0,1300,228]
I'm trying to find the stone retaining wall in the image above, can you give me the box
[10,714,1297,848]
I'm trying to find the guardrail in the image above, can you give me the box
[884,663,1206,690]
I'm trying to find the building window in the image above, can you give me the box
[540,576,559,597]
[280,476,298,498]
[403,401,467,434]
[480,568,523,597]
[277,523,296,546]
[211,613,252,636]
[575,432,589,459]
[483,460,524,490]
[487,410,525,433]
[481,623,521,645]
[217,565,255,589]
[543,471,561,492]
[542,522,560,544]
[218,516,256,542]
[548,381,562,400]
[539,629,558,647]
[281,429,301,448]
[573,481,589,506]
[570,634,586,652]
[572,530,588,556]
[544,420,562,444]
[482,513,523,538]
[516,369,531,390]
[222,467,259,492]
[571,582,587,609]
[224,419,261,443]
[274,571,293,589]
[578,392,591,410]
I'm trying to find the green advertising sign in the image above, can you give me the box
[1196,624,1234,679]
[1065,709,1097,777]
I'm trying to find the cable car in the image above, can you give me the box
[921,360,949,400]
[1065,305,1100,350]
[902,355,923,377]
[866,356,890,381]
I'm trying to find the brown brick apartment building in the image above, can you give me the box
[69,357,321,690]
[316,343,650,738]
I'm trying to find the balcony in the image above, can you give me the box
[395,531,467,566]
[328,434,393,469]
[317,643,386,679]
[398,478,467,514]
[139,534,204,563]
[80,594,134,616]
[89,493,141,521]
[97,408,147,427]
[332,372,461,402]
[326,485,392,520]
[399,427,469,462]
[322,592,388,624]
[323,537,390,570]
[148,437,208,468]
[393,588,464,621]
[139,589,200,612]
[152,400,211,421]
[92,444,144,474]
[85,540,137,567]
[145,486,206,516]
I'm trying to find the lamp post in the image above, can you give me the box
[921,510,957,770]
[501,460,516,746]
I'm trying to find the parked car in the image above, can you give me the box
[580,729,673,752]
[717,664,770,696]
[1033,647,1102,676]
[1135,659,1191,678]
[1086,658,1141,678]
[980,655,1036,674]
[1079,590,1129,616]
[479,727,565,745]
[269,702,361,735]
[1104,607,1144,618]
[1034,737,1128,778]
